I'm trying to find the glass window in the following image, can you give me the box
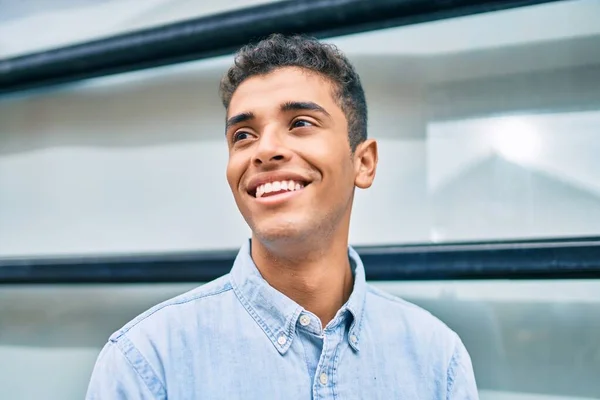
[428,112,600,242]
[1,1,599,399]
[329,0,600,245]
[2,0,599,257]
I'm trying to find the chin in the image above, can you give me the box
[251,219,312,245]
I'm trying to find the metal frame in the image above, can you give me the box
[2,237,599,284]
[0,0,559,95]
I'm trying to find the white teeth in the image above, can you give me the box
[255,180,306,198]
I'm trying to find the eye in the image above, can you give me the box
[232,131,252,143]
[291,119,313,129]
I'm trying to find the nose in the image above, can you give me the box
[251,129,291,167]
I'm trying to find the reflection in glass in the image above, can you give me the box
[428,111,600,242]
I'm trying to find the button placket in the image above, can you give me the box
[313,326,345,397]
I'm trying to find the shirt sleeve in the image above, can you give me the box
[86,339,163,400]
[447,335,480,400]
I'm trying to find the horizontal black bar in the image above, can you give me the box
[0,0,559,95]
[1,237,599,284]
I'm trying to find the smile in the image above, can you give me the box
[255,180,305,198]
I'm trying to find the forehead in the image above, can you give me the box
[227,67,340,117]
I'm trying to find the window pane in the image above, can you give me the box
[326,0,600,245]
[427,112,600,242]
[2,0,599,257]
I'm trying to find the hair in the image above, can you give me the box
[219,33,368,151]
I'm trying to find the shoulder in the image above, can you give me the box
[109,274,234,343]
[364,285,478,395]
[88,275,236,398]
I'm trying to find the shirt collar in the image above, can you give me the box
[229,239,367,354]
[345,245,367,351]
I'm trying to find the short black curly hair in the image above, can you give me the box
[219,33,367,151]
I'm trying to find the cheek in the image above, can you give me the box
[314,144,353,177]
[300,134,350,166]
[226,159,241,193]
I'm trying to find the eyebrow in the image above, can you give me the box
[280,101,330,117]
[225,101,330,134]
[225,112,255,131]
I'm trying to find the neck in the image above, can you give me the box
[251,233,354,328]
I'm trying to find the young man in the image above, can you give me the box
[87,34,478,399]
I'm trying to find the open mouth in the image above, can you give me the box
[249,180,310,198]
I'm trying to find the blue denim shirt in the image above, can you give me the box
[87,241,478,399]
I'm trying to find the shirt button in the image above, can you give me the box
[277,335,287,346]
[350,334,358,344]
[299,315,311,326]
[319,372,328,385]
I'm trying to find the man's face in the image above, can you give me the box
[225,67,375,246]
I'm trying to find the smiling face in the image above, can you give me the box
[225,67,377,250]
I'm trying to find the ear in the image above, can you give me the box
[353,139,378,189]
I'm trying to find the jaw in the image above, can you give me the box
[235,172,354,255]
[249,193,352,251]
[250,210,352,265]
[242,186,314,242]
[250,223,319,263]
